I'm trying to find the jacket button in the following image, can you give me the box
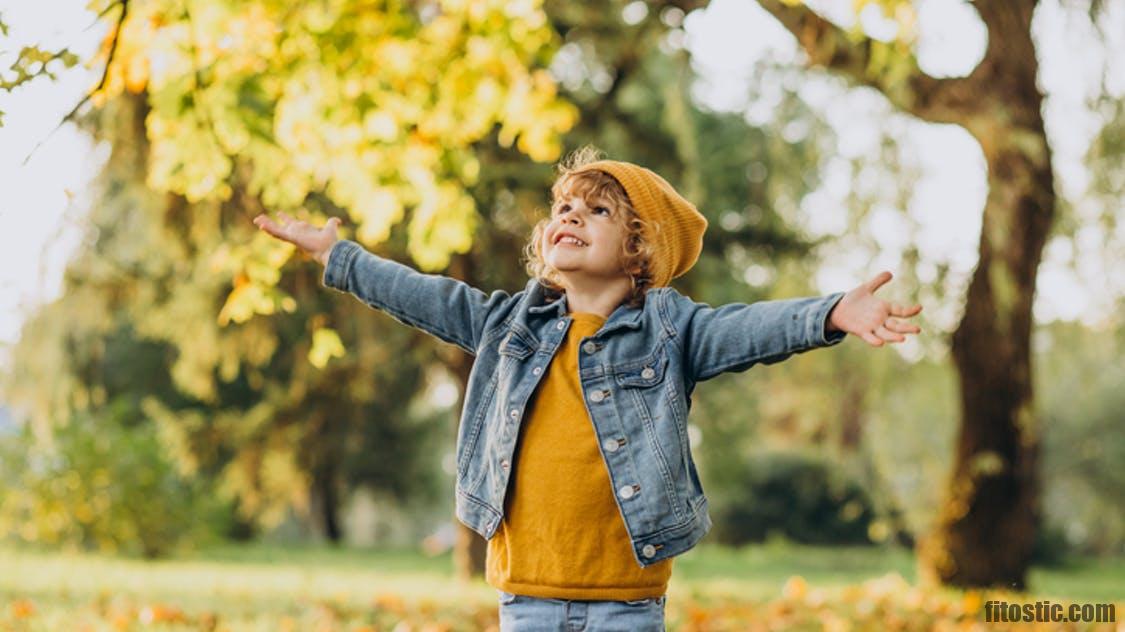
[642,544,657,558]
[532,366,542,376]
[602,438,620,453]
[641,367,655,379]
[501,459,510,470]
[509,408,519,419]
[582,341,597,354]
[618,484,638,499]
[556,321,566,330]
[589,390,605,403]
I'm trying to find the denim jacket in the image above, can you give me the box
[322,239,846,567]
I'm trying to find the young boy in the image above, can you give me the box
[253,147,922,630]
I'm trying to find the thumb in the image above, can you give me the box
[864,270,893,293]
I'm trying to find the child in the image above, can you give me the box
[253,147,922,630]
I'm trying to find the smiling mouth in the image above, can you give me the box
[555,235,588,247]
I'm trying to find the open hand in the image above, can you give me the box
[827,271,922,347]
[253,212,342,266]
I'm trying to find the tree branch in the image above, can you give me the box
[754,0,978,126]
[21,0,129,166]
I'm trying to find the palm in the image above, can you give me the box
[253,212,340,263]
[829,271,923,347]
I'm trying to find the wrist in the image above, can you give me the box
[317,241,337,266]
[825,307,841,333]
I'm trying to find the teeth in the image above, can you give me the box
[559,236,587,246]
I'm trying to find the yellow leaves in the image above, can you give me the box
[308,327,346,369]
[217,236,301,327]
[782,575,808,600]
[84,0,579,342]
[89,3,157,105]
[363,110,399,142]
[498,69,578,162]
[218,277,296,326]
[408,184,478,271]
[10,598,36,619]
[355,188,405,244]
[145,112,234,203]
[961,590,983,616]
[138,603,188,625]
[225,4,280,66]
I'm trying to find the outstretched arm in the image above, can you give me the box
[252,212,508,356]
[663,288,847,383]
[826,271,922,347]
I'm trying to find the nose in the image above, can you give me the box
[559,205,584,224]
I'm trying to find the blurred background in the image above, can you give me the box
[0,0,1121,629]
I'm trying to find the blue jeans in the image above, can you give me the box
[497,590,667,631]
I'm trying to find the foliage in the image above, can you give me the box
[0,406,230,558]
[1036,320,1125,556]
[0,11,81,127]
[710,449,877,546]
[1,91,454,543]
[80,0,578,333]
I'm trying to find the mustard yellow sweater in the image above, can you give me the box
[486,312,673,600]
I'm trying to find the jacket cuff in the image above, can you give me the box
[321,240,361,290]
[811,291,847,347]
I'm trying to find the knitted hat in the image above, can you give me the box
[570,160,708,288]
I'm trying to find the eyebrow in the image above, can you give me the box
[552,197,612,211]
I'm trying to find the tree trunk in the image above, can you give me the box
[753,0,1054,589]
[915,3,1054,587]
[313,459,343,544]
[918,111,1054,590]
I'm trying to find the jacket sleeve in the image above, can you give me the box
[660,287,847,383]
[321,239,509,355]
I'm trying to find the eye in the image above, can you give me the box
[555,203,571,215]
[594,206,610,215]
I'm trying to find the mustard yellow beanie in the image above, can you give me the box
[570,160,708,288]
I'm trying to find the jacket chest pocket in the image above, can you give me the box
[498,330,536,360]
[613,346,670,424]
[613,347,667,389]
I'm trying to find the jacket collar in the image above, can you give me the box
[526,280,644,334]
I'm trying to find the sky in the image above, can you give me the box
[0,0,1122,366]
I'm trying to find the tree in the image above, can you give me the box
[2,88,456,552]
[747,0,1117,589]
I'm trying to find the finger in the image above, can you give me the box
[278,211,296,225]
[253,215,286,238]
[864,271,893,293]
[884,317,921,334]
[876,325,906,343]
[889,303,923,317]
[859,330,884,347]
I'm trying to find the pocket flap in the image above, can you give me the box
[498,331,535,359]
[614,350,667,387]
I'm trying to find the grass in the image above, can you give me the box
[1,540,1121,630]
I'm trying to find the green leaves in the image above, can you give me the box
[91,0,577,283]
[0,21,82,127]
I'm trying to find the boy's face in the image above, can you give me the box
[542,192,631,286]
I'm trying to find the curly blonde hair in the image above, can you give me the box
[522,145,657,309]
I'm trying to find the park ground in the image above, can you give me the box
[1,540,1121,631]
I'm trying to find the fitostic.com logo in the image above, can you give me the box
[984,600,1115,624]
